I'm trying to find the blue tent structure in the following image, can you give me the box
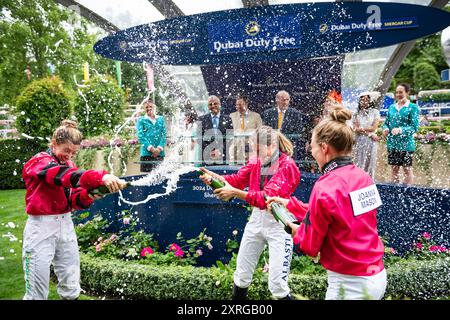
[78,170,450,266]
[63,1,450,265]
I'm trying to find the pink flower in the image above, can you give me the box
[415,242,423,250]
[128,139,138,145]
[263,263,269,273]
[429,245,439,253]
[389,248,396,254]
[169,243,181,252]
[196,249,203,256]
[111,138,122,147]
[123,217,130,225]
[429,245,448,253]
[174,249,184,258]
[95,244,102,252]
[140,247,154,257]
[422,232,431,240]
[109,234,118,241]
[80,140,94,149]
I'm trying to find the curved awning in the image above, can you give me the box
[56,0,448,111]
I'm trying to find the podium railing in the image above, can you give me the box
[139,131,314,170]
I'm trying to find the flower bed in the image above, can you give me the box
[80,137,138,149]
[415,131,450,144]
[76,213,215,267]
[76,213,450,300]
[79,254,450,300]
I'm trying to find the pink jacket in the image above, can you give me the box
[23,151,107,215]
[287,161,385,276]
[224,152,300,209]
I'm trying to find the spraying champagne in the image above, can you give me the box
[197,170,234,202]
[197,170,225,190]
[89,181,132,196]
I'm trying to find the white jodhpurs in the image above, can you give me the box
[22,213,81,300]
[325,268,387,300]
[234,207,293,299]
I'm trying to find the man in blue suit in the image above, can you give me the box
[261,90,311,165]
[196,95,233,165]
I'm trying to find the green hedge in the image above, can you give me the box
[80,254,450,300]
[0,138,46,189]
[15,76,72,140]
[413,62,441,92]
[419,92,450,102]
[73,76,125,138]
[386,258,450,299]
[417,126,450,135]
[418,126,445,134]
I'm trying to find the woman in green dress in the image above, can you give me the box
[382,83,420,185]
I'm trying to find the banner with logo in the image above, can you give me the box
[317,17,419,35]
[208,15,301,55]
[94,2,450,65]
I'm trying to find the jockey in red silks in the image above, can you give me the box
[200,126,300,300]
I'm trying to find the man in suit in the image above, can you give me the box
[196,95,233,165]
[261,90,311,165]
[229,95,263,165]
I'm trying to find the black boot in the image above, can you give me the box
[232,283,248,300]
[279,294,294,300]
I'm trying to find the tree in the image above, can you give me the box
[121,62,148,105]
[0,0,110,105]
[390,32,450,93]
[73,75,125,137]
[15,76,72,139]
[414,61,441,91]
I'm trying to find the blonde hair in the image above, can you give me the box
[313,106,354,154]
[50,120,83,146]
[253,125,294,157]
[143,98,157,113]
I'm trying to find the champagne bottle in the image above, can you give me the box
[267,198,299,234]
[197,170,225,190]
[89,182,132,196]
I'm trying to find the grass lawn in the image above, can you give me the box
[0,189,95,300]
[2,191,448,301]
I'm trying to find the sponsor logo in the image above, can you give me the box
[119,41,127,50]
[319,23,328,34]
[245,21,261,36]
[282,238,292,282]
[209,15,300,55]
[319,17,418,34]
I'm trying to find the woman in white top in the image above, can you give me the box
[352,93,381,178]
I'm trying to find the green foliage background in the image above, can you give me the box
[0,139,46,189]
[413,61,442,91]
[390,5,450,94]
[73,75,125,137]
[14,76,72,139]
